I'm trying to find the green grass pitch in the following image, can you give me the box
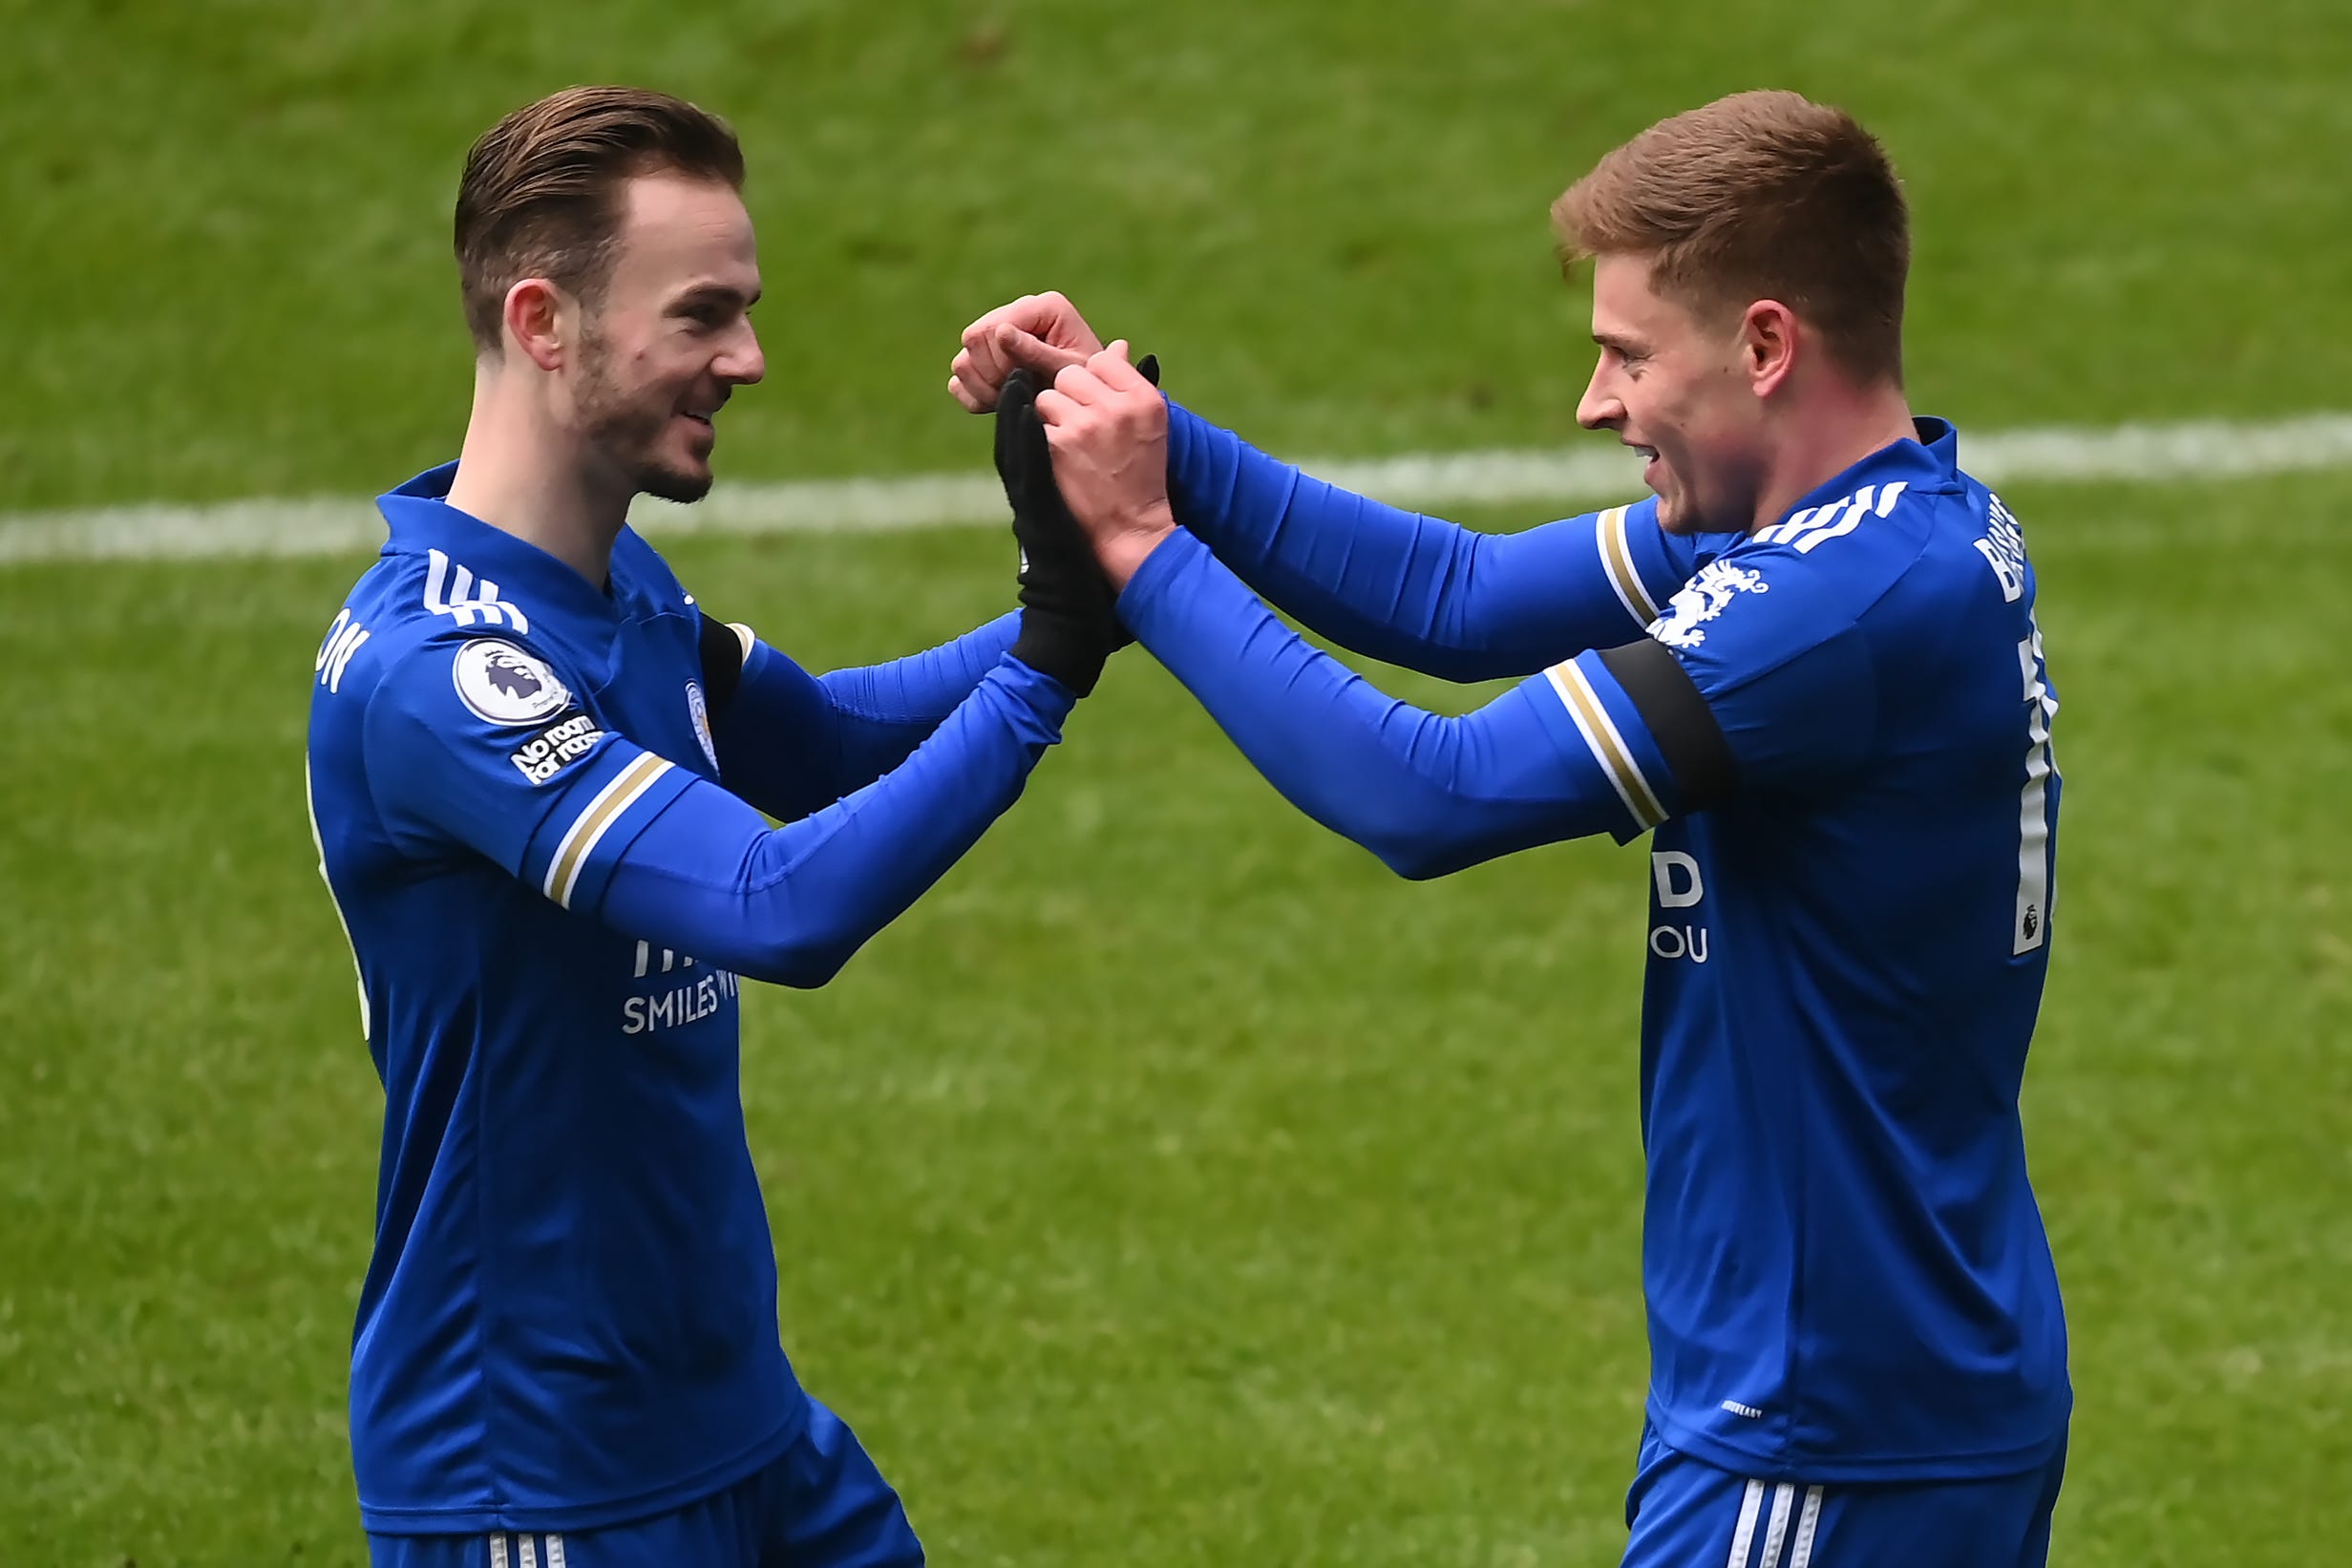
[4,2,2350,1564]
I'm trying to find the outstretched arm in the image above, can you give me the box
[598,657,1063,986]
[700,356,1131,821]
[1023,343,1869,872]
[946,291,1718,680]
[1114,528,1726,875]
[699,610,1023,819]
[1161,401,1703,680]
[366,637,1078,990]
[364,388,1130,991]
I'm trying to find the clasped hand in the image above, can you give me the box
[952,294,1175,591]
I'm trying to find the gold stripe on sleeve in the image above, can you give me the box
[1600,506,1661,624]
[1547,660,1666,829]
[546,753,671,908]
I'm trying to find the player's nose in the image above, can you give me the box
[721,323,765,387]
[1576,362,1621,431]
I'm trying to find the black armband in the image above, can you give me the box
[697,610,750,715]
[1596,639,1738,815]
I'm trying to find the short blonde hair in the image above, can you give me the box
[1553,91,1909,386]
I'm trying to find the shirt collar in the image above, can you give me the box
[376,461,624,628]
[1769,416,1960,530]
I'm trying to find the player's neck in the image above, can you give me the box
[446,376,629,590]
[1747,379,1918,535]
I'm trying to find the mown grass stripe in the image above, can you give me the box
[4,412,2349,566]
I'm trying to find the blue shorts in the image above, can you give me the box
[1622,1422,2066,1568]
[368,1399,921,1568]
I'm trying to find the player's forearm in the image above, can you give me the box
[1166,403,1624,680]
[814,610,1022,790]
[708,638,848,820]
[1118,529,1628,878]
[601,659,1072,985]
[710,615,1022,817]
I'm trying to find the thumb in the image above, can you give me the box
[1089,340,1151,392]
[997,324,1090,374]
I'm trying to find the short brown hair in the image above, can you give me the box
[455,86,745,352]
[1553,91,1909,385]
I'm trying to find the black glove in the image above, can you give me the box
[997,367,1130,695]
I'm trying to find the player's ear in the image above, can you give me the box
[501,278,568,373]
[1741,300,1799,399]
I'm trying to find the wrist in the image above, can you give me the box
[1099,501,1178,590]
[1008,610,1105,699]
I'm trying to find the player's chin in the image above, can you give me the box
[1655,492,1718,538]
[1649,478,1689,535]
[637,452,715,505]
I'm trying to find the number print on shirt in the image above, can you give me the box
[2015,624,2058,954]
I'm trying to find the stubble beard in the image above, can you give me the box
[574,330,714,506]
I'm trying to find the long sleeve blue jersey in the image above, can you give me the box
[306,463,1066,1534]
[1131,406,2069,1482]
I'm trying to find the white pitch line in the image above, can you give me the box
[4,412,2350,567]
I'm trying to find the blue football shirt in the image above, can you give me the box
[307,463,1073,1534]
[307,469,796,1533]
[1129,413,2069,1483]
[1536,426,2070,1481]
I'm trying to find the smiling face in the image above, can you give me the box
[1576,252,1774,537]
[565,171,765,503]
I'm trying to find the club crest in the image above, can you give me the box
[687,681,719,771]
[1649,562,1769,651]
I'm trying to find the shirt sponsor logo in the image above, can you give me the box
[509,711,604,785]
[1649,849,1709,964]
[621,964,738,1034]
[622,971,739,1034]
[453,639,572,727]
[622,943,740,1034]
[1649,561,1769,651]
